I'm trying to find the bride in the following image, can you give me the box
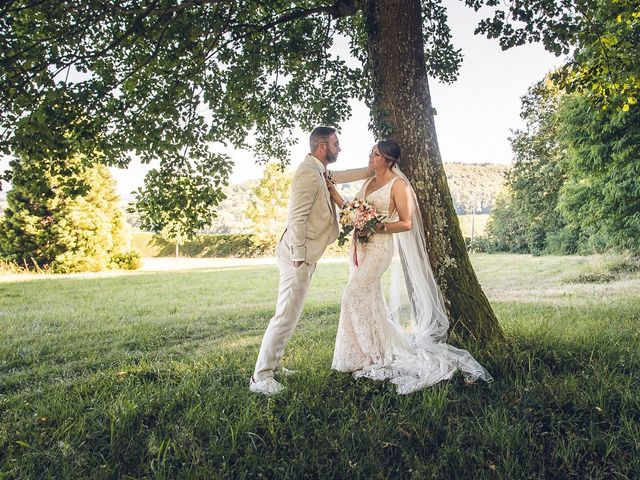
[327,140,493,394]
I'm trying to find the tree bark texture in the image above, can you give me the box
[363,0,503,342]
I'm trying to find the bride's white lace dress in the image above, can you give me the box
[332,175,493,394]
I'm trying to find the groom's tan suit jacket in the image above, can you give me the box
[276,154,371,265]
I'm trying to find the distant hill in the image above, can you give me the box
[207,181,258,233]
[444,163,507,214]
[203,162,507,233]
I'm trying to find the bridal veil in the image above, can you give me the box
[372,165,493,393]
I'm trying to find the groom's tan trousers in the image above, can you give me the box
[253,256,316,381]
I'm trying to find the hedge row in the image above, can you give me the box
[130,232,350,258]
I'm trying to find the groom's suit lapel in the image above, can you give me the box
[304,155,334,215]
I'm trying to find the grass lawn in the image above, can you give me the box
[0,254,639,479]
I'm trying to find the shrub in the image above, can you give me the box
[571,272,615,283]
[467,235,500,253]
[131,233,273,258]
[603,253,640,274]
[545,226,580,255]
[110,251,142,270]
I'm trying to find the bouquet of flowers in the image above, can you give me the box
[338,198,386,246]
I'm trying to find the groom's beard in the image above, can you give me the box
[326,151,338,164]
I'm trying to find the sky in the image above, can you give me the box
[2,1,565,198]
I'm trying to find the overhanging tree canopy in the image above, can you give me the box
[465,0,639,111]
[1,0,461,183]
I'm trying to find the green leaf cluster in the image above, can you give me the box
[130,151,231,240]
[467,0,639,111]
[488,79,640,254]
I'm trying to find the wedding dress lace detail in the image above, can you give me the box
[332,176,493,394]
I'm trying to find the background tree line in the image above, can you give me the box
[0,160,505,266]
[477,0,640,256]
[485,77,639,255]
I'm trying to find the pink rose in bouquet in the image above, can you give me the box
[338,198,386,246]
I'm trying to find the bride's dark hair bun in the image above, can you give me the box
[377,140,401,167]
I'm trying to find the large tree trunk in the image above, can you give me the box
[363,0,503,342]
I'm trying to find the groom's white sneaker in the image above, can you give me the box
[249,376,284,396]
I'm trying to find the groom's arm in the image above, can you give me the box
[328,167,373,184]
[288,169,318,262]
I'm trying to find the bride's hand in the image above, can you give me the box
[327,180,344,205]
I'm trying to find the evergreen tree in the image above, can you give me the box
[557,96,640,253]
[0,158,60,268]
[0,157,129,272]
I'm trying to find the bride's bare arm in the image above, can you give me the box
[327,180,345,207]
[328,167,373,184]
[377,179,412,233]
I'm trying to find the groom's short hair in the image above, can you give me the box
[309,126,337,152]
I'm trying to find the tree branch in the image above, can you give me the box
[115,0,359,22]
[117,14,176,86]
[1,0,49,16]
[235,1,358,32]
[108,0,222,16]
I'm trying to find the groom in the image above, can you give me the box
[250,126,371,395]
